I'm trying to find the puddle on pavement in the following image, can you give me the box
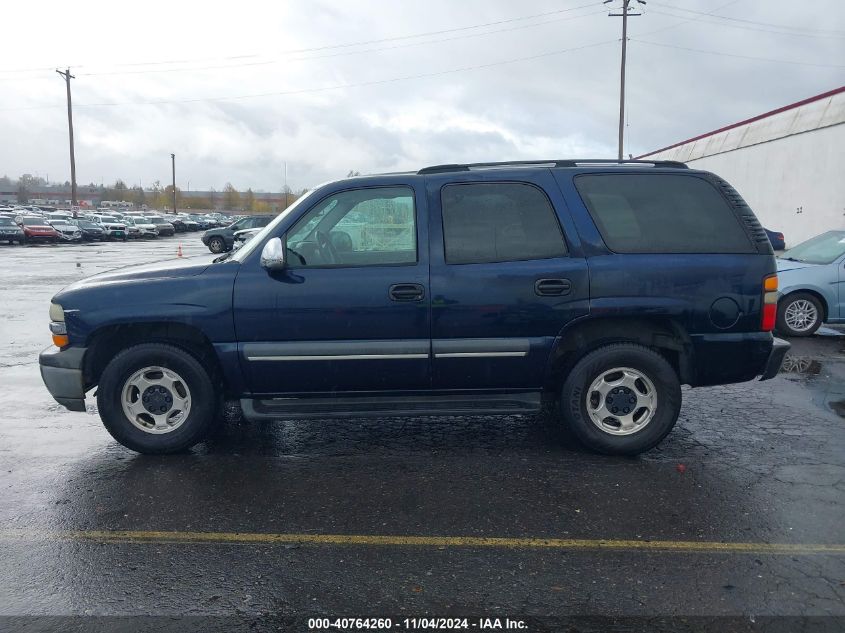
[779,353,845,418]
[779,355,822,376]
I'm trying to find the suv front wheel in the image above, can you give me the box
[97,343,219,454]
[560,344,682,455]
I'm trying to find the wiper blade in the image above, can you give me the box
[213,252,233,263]
[781,257,801,262]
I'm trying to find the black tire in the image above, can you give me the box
[208,236,226,253]
[96,343,219,454]
[776,292,823,337]
[559,343,682,456]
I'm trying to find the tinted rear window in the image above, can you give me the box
[574,174,754,254]
[441,182,567,264]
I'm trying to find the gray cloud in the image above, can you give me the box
[0,0,842,191]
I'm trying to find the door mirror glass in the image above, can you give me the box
[260,237,286,271]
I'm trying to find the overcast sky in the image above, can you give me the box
[1,0,843,192]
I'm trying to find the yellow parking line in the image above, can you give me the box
[0,529,843,555]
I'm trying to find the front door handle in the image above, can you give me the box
[535,278,572,296]
[389,283,425,302]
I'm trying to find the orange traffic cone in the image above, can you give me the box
[176,243,183,258]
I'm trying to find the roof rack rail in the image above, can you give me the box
[417,159,688,174]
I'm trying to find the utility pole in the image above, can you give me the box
[171,153,177,214]
[606,0,644,160]
[55,68,77,205]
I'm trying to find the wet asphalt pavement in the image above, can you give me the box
[0,238,843,631]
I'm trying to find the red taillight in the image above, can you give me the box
[762,274,778,331]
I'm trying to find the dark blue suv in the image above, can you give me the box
[39,160,789,455]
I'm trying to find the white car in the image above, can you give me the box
[48,220,83,242]
[124,216,158,239]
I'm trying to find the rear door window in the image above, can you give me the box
[441,182,567,264]
[574,174,754,254]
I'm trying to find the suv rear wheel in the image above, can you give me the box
[97,343,219,454]
[559,343,682,455]
[777,292,822,337]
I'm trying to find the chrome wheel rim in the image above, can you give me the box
[121,366,191,434]
[586,367,657,436]
[784,299,818,332]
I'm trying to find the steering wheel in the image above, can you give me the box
[315,230,339,265]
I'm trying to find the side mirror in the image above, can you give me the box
[260,237,286,271]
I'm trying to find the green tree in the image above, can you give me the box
[244,188,255,212]
[223,183,240,211]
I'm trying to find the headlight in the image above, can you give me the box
[49,302,65,322]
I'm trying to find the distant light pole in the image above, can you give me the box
[171,153,177,213]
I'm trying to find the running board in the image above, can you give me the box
[241,393,542,420]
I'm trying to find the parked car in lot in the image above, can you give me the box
[180,217,199,232]
[124,216,158,239]
[775,230,845,337]
[70,219,106,241]
[40,159,789,456]
[185,214,212,230]
[765,228,785,251]
[202,214,274,253]
[168,216,188,233]
[48,219,83,242]
[18,216,60,243]
[88,215,128,241]
[147,216,176,236]
[0,216,25,244]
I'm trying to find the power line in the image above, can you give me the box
[0,39,618,112]
[632,38,845,67]
[0,1,603,76]
[636,0,742,37]
[0,8,607,85]
[647,1,845,36]
[648,8,845,39]
[74,7,608,77]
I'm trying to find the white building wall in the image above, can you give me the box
[643,89,844,247]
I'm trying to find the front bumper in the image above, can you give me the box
[760,337,791,381]
[39,345,87,412]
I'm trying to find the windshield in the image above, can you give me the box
[99,216,117,223]
[0,218,14,226]
[230,190,316,263]
[780,230,845,265]
[77,221,97,228]
[149,217,167,224]
[21,217,47,226]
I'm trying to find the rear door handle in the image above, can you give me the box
[534,278,572,296]
[389,283,425,302]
